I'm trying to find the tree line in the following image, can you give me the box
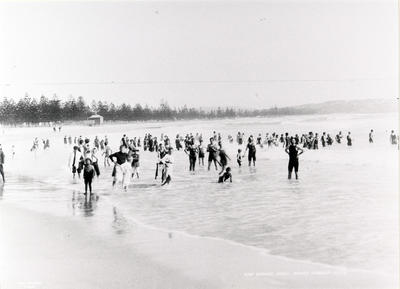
[0,95,312,125]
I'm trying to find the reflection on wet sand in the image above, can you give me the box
[112,206,128,235]
[71,190,99,217]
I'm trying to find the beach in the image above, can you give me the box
[0,113,398,289]
[0,202,395,289]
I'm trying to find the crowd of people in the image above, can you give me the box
[60,128,399,195]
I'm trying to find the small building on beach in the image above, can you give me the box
[88,114,104,126]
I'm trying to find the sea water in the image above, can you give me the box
[0,113,398,276]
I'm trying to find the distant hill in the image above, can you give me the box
[285,99,398,114]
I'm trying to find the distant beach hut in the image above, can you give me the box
[88,114,104,126]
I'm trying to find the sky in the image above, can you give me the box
[0,0,398,108]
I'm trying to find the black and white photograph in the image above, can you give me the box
[0,1,398,288]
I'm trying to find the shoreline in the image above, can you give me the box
[0,111,395,129]
[1,201,397,289]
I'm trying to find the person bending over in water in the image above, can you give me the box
[218,146,230,174]
[218,167,232,183]
[285,138,304,180]
[83,158,95,195]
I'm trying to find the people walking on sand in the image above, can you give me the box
[69,146,83,179]
[0,145,5,183]
[83,158,95,195]
[285,137,304,180]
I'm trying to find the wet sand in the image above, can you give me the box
[0,202,396,289]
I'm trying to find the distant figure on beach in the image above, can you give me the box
[390,130,397,145]
[69,146,83,179]
[369,129,374,143]
[11,145,15,159]
[0,145,5,183]
[336,131,342,144]
[83,158,95,195]
[285,138,304,180]
[347,132,352,146]
[218,167,232,183]
[236,149,242,167]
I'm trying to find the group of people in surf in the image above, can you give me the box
[65,128,399,194]
[30,137,50,152]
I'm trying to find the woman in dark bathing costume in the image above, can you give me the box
[285,137,304,180]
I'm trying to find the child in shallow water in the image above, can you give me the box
[83,158,95,195]
[218,167,232,183]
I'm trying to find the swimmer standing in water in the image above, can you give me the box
[160,148,173,186]
[285,137,304,180]
[83,158,95,195]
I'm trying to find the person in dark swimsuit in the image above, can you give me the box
[244,139,256,166]
[185,144,198,172]
[285,138,304,180]
[218,167,232,183]
[369,129,374,143]
[207,138,219,171]
[83,158,95,195]
[109,145,129,187]
[347,132,352,146]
